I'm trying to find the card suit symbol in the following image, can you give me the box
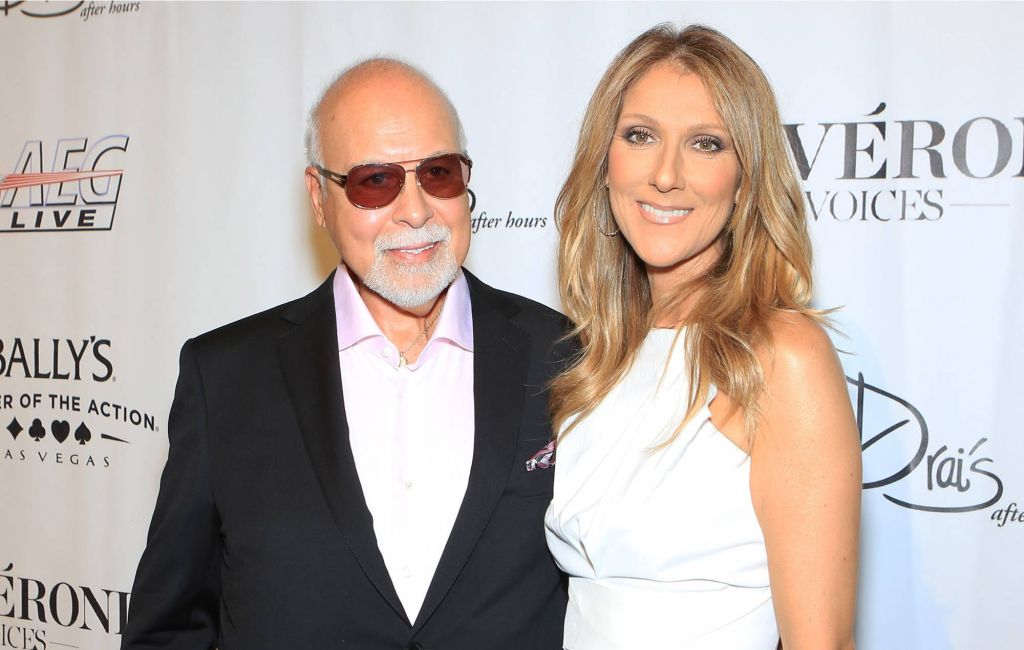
[74,422,92,445]
[29,419,46,441]
[51,419,70,444]
[7,417,22,440]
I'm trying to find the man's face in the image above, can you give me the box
[306,72,471,311]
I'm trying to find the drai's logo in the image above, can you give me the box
[0,136,128,233]
[470,210,549,234]
[849,373,1004,514]
[0,1,84,18]
[466,187,549,233]
[0,561,130,649]
[0,1,141,22]
[1,337,158,470]
[785,104,1023,222]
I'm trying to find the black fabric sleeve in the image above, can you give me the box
[121,339,221,649]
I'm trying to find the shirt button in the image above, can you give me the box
[401,566,413,579]
[404,480,414,489]
[382,349,390,358]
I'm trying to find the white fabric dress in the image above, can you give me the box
[544,328,779,649]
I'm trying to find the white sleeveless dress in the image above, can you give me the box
[544,328,779,649]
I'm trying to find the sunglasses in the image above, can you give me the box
[314,153,473,209]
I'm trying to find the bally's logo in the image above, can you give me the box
[0,135,128,233]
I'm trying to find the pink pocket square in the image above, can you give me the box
[525,440,556,472]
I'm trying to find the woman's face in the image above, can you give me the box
[606,63,741,297]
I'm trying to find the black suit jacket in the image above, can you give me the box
[122,270,570,649]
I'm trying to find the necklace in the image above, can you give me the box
[397,309,441,367]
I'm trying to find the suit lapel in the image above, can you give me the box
[413,273,530,631]
[277,276,408,624]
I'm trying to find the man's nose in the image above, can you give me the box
[395,170,433,227]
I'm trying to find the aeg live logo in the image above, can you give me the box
[0,136,128,233]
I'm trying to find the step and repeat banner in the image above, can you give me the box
[1,2,1021,649]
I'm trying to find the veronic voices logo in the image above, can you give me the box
[0,136,128,233]
[0,561,130,650]
[785,103,1023,223]
[849,373,1003,513]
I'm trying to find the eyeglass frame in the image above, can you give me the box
[313,153,474,210]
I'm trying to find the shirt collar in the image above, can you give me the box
[333,265,387,350]
[333,265,474,357]
[428,269,473,353]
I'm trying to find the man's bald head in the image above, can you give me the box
[304,58,466,168]
[302,58,473,315]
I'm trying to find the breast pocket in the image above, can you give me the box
[505,437,556,497]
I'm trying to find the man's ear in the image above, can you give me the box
[304,166,327,228]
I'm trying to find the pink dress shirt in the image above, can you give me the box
[333,266,475,623]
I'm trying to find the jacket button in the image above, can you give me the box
[407,643,425,650]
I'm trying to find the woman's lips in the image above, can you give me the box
[639,201,693,224]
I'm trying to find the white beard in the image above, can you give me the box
[362,222,459,310]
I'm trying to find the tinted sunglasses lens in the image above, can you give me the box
[416,154,470,199]
[345,163,405,208]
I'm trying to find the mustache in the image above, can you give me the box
[374,223,452,252]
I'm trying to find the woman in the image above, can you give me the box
[544,24,861,650]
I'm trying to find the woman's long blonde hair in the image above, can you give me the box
[551,23,819,442]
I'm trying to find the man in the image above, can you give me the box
[122,59,569,649]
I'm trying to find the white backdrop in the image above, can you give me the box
[2,2,1022,649]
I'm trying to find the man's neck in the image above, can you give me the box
[349,268,448,362]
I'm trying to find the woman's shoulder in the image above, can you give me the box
[753,310,854,449]
[748,320,861,650]
[759,310,840,386]
[707,310,848,452]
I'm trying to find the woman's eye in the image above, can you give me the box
[624,127,656,146]
[693,136,724,153]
